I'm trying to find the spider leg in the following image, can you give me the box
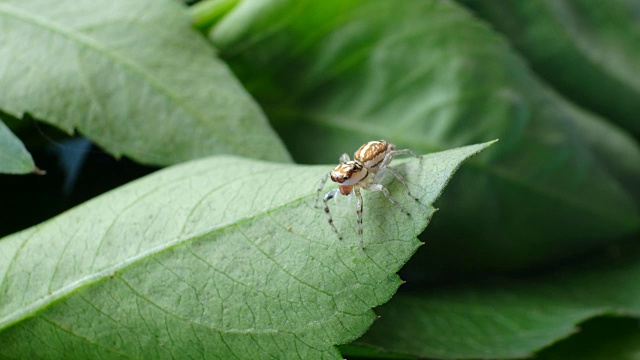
[339,153,350,163]
[322,188,342,240]
[379,166,419,202]
[315,172,330,208]
[380,148,420,169]
[354,186,365,249]
[377,148,421,202]
[367,183,411,216]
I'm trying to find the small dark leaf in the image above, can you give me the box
[0,120,37,174]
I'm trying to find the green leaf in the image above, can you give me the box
[0,0,290,166]
[349,242,640,359]
[458,0,640,138]
[0,141,493,359]
[0,120,38,174]
[208,0,640,271]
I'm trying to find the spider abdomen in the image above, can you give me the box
[355,140,395,170]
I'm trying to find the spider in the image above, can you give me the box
[315,140,420,249]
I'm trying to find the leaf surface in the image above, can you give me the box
[209,0,640,271]
[0,141,493,359]
[0,0,290,166]
[0,120,37,174]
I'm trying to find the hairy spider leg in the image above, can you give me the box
[380,148,419,169]
[322,188,343,240]
[376,149,421,202]
[354,186,364,249]
[365,183,411,216]
[315,172,330,208]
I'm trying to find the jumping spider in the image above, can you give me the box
[315,140,420,249]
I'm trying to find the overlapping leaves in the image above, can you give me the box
[198,0,640,358]
[0,0,290,170]
[209,0,640,273]
[1,0,639,358]
[458,0,640,137]
[0,142,492,359]
[351,240,640,359]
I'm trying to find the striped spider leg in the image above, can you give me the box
[315,140,421,249]
[357,141,421,202]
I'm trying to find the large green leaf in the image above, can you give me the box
[458,0,640,138]
[349,241,640,359]
[0,141,493,359]
[207,0,640,271]
[0,120,38,174]
[0,0,290,166]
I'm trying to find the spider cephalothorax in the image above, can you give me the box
[315,140,420,249]
[330,161,367,195]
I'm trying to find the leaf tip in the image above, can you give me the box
[33,167,46,175]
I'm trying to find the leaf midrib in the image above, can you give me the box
[0,3,231,145]
[0,154,432,333]
[0,191,316,331]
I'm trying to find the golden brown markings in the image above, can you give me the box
[355,140,388,168]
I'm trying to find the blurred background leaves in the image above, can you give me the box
[1,0,640,358]
[208,0,640,272]
[459,0,640,138]
[204,0,640,357]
